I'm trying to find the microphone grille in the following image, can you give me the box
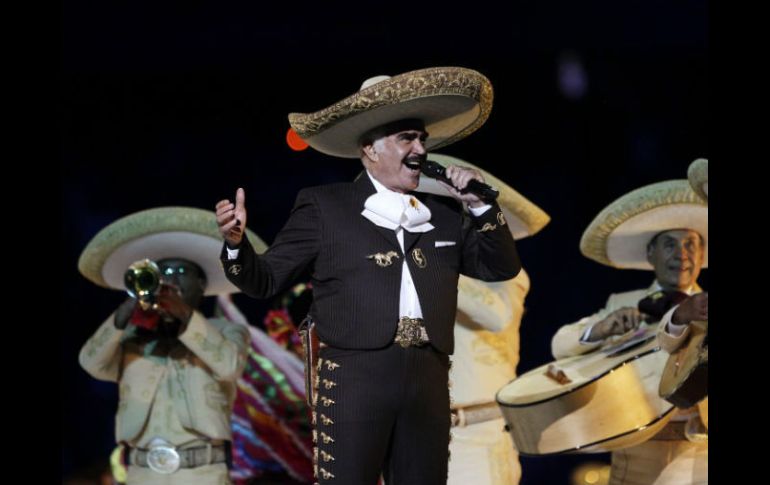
[421,160,445,178]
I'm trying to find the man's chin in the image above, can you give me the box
[670,278,695,291]
[400,172,420,186]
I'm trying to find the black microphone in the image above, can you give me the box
[420,160,499,201]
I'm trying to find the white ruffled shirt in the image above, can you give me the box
[362,172,491,320]
[361,185,435,233]
[362,172,434,319]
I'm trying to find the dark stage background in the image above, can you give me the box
[61,1,708,483]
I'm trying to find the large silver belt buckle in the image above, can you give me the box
[147,445,181,474]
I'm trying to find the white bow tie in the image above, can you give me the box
[361,191,434,233]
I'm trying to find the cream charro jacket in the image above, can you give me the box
[79,311,249,444]
[550,280,708,431]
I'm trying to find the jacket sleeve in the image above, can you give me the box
[656,304,691,354]
[456,269,529,332]
[79,314,128,382]
[550,294,621,359]
[459,203,521,282]
[221,188,321,299]
[178,312,250,381]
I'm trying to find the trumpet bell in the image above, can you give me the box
[124,259,161,301]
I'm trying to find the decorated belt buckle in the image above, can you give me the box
[396,318,423,347]
[147,445,181,474]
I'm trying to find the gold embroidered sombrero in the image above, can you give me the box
[78,207,268,295]
[580,180,708,270]
[416,153,551,240]
[687,158,708,202]
[288,67,493,159]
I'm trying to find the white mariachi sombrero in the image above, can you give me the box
[580,180,708,270]
[288,67,493,159]
[78,206,268,295]
[416,153,551,240]
[687,158,708,202]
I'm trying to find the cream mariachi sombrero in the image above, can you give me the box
[288,67,493,159]
[416,153,551,240]
[78,207,268,296]
[580,180,708,270]
[687,158,708,202]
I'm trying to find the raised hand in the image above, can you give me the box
[216,188,247,247]
[438,165,486,208]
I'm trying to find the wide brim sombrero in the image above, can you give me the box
[288,67,493,159]
[78,207,268,295]
[580,180,708,270]
[416,153,551,240]
[687,158,708,202]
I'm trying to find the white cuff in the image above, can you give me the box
[579,322,597,343]
[666,322,688,337]
[662,305,687,337]
[468,204,492,216]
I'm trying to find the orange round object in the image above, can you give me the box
[286,128,309,151]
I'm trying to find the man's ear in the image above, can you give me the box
[361,143,378,162]
[645,242,655,264]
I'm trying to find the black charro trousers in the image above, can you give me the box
[313,343,451,485]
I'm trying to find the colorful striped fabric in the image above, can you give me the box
[216,295,314,484]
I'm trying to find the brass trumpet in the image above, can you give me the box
[124,259,162,310]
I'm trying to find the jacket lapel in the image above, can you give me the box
[403,230,421,254]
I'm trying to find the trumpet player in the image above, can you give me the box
[77,207,265,485]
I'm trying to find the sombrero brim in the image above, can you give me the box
[78,207,268,295]
[580,180,708,270]
[288,67,493,158]
[687,158,708,202]
[416,153,550,240]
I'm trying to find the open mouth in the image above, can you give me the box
[403,159,422,171]
[668,264,691,273]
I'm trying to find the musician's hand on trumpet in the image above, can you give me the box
[153,284,194,326]
[119,259,193,332]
